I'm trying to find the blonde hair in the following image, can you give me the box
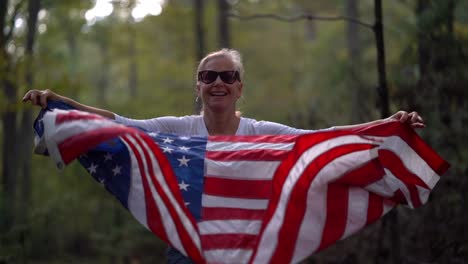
[196,48,245,81]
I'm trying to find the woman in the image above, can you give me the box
[23,48,424,263]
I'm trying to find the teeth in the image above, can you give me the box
[210,92,227,96]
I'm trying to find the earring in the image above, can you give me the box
[195,96,199,103]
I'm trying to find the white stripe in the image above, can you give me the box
[290,186,328,264]
[380,136,440,189]
[365,176,398,197]
[254,135,377,263]
[198,220,261,235]
[123,135,186,255]
[291,149,376,262]
[202,194,268,210]
[205,159,280,180]
[417,185,431,204]
[204,249,253,264]
[207,141,294,151]
[42,111,65,168]
[132,135,202,254]
[383,200,395,214]
[54,118,119,143]
[132,134,203,250]
[342,188,369,239]
[312,148,378,186]
[383,168,414,208]
[124,138,148,229]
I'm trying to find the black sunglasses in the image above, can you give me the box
[198,70,241,84]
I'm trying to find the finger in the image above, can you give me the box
[399,111,409,123]
[40,91,48,108]
[411,122,426,128]
[409,111,419,123]
[22,90,36,101]
[22,91,31,101]
[31,92,38,105]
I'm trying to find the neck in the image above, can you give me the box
[203,108,240,135]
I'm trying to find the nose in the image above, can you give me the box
[213,74,224,85]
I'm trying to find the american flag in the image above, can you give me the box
[34,106,449,264]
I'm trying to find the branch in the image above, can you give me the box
[5,0,26,41]
[228,13,374,30]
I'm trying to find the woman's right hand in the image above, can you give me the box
[22,89,60,108]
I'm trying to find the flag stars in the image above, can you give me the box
[88,163,98,174]
[179,136,190,140]
[99,178,106,185]
[179,146,190,152]
[104,153,113,161]
[162,146,173,153]
[179,181,190,191]
[163,137,174,144]
[112,165,122,176]
[177,156,190,167]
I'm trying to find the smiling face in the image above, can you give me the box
[196,54,243,114]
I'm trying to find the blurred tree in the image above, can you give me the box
[217,0,230,48]
[345,0,365,123]
[17,0,41,255]
[194,0,205,113]
[0,0,24,239]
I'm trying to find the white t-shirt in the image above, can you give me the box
[114,114,329,136]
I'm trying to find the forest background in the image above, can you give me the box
[1,0,467,263]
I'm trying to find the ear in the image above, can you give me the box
[195,83,201,96]
[237,82,243,98]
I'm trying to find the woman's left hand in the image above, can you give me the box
[387,111,425,128]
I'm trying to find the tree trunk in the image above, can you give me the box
[194,0,205,113]
[128,24,137,99]
[64,19,79,98]
[0,0,18,235]
[374,1,398,263]
[345,0,364,123]
[373,0,389,119]
[217,0,230,48]
[97,41,109,106]
[19,0,41,223]
[16,0,41,255]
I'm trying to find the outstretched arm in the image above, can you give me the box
[335,111,425,130]
[22,89,115,119]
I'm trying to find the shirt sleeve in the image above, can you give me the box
[114,114,195,134]
[252,120,335,135]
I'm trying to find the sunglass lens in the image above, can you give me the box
[200,71,217,84]
[219,71,236,84]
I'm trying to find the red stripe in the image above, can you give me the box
[202,207,265,221]
[250,130,356,264]
[209,134,298,143]
[269,143,375,263]
[352,121,449,175]
[124,135,205,264]
[121,136,170,244]
[334,157,384,186]
[366,193,384,225]
[318,185,349,251]
[206,149,290,161]
[59,126,136,164]
[379,149,429,207]
[204,177,272,199]
[201,234,258,250]
[56,111,105,124]
[135,134,206,263]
